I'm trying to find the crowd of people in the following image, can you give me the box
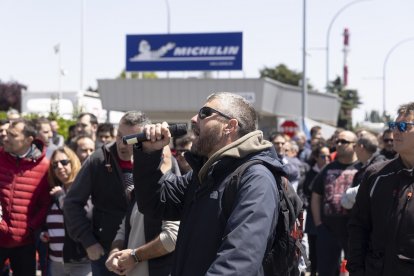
[0,95,413,276]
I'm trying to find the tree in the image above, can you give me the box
[259,64,313,89]
[327,76,362,129]
[0,80,27,112]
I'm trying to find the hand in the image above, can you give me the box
[106,250,126,275]
[50,186,63,196]
[39,231,49,242]
[141,122,171,152]
[117,249,137,272]
[86,243,105,261]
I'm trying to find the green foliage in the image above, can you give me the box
[259,64,313,89]
[118,69,158,79]
[53,117,76,140]
[327,77,362,129]
[0,111,75,140]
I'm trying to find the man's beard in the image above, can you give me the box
[191,124,223,157]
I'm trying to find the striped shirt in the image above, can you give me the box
[46,203,65,263]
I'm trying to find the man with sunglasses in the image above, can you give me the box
[379,128,397,160]
[132,92,287,276]
[348,102,414,276]
[311,130,358,276]
[0,118,51,276]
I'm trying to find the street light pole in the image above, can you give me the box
[80,0,84,91]
[382,37,414,115]
[301,0,308,131]
[165,0,171,79]
[326,0,371,90]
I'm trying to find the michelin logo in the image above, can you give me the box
[130,40,239,62]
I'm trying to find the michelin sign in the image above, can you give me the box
[126,32,242,71]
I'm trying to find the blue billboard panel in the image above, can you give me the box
[126,32,242,71]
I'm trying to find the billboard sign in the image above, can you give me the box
[126,32,242,71]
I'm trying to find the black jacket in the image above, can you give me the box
[347,157,414,276]
[133,133,283,276]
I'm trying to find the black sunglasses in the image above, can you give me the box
[388,121,414,133]
[198,106,232,121]
[336,139,354,145]
[52,159,70,169]
[383,138,394,143]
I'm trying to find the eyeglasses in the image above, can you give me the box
[319,154,330,159]
[52,159,70,169]
[198,106,232,121]
[383,138,394,143]
[336,139,354,145]
[388,121,414,133]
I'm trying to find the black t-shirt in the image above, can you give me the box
[312,160,358,236]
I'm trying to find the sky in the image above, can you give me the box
[1,0,414,124]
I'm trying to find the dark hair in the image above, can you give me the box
[120,111,151,127]
[33,117,50,131]
[11,118,37,138]
[0,119,9,126]
[97,123,115,136]
[268,131,285,142]
[382,128,393,137]
[77,112,98,126]
[71,135,94,152]
[310,125,322,138]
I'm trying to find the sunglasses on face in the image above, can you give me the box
[336,139,354,145]
[383,138,394,143]
[52,159,70,169]
[319,154,330,159]
[198,106,233,121]
[388,121,414,133]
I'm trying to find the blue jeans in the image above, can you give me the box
[90,253,118,276]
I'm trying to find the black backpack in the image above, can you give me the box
[222,159,309,276]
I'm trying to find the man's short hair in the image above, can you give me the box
[310,125,321,138]
[120,111,151,127]
[11,118,37,138]
[357,132,379,154]
[382,128,393,138]
[97,123,115,136]
[268,131,285,142]
[33,117,50,131]
[0,119,9,126]
[206,92,257,137]
[77,112,98,126]
[71,135,94,152]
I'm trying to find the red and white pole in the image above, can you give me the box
[343,28,350,87]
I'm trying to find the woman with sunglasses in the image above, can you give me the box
[40,146,92,276]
